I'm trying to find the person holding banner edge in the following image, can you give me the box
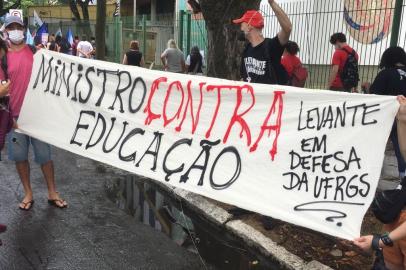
[366,47,406,181]
[233,0,291,85]
[0,40,10,240]
[0,81,9,97]
[354,95,406,270]
[2,16,67,210]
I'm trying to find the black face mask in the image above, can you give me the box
[237,31,246,41]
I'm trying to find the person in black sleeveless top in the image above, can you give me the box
[47,34,59,52]
[123,40,144,67]
[185,46,204,75]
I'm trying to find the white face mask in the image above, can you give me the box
[8,30,24,44]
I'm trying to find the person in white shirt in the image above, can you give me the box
[76,36,93,58]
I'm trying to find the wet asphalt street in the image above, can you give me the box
[0,145,205,270]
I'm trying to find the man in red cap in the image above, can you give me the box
[230,1,292,229]
[233,0,292,85]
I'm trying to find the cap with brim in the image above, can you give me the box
[4,16,24,28]
[232,10,264,29]
[232,18,245,24]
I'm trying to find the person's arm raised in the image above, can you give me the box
[269,0,292,46]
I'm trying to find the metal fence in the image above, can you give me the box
[119,13,207,69]
[261,0,406,89]
[35,17,122,62]
[39,14,174,64]
[36,0,406,89]
[177,11,207,63]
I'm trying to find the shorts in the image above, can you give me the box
[7,129,51,165]
[383,210,406,268]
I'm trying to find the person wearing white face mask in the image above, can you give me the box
[1,16,68,211]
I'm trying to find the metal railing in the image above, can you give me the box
[260,0,406,89]
[33,0,406,88]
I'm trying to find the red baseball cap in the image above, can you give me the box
[233,10,264,29]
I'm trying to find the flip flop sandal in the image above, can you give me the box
[19,200,34,211]
[48,199,67,209]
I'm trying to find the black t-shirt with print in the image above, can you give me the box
[370,67,406,96]
[240,36,287,85]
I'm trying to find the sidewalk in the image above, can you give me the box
[0,147,205,270]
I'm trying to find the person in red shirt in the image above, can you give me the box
[0,39,9,243]
[2,16,68,211]
[327,32,359,92]
[281,41,302,81]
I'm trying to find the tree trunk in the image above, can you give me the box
[69,0,81,21]
[96,0,106,60]
[79,0,91,20]
[199,0,260,80]
[79,0,92,37]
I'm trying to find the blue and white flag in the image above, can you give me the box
[66,28,74,45]
[33,10,43,27]
[35,22,48,45]
[55,27,62,37]
[26,28,34,45]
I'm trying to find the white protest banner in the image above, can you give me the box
[18,50,398,240]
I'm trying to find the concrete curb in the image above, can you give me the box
[99,145,398,269]
[226,220,332,270]
[100,164,334,269]
[149,180,334,270]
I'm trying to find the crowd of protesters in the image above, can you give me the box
[33,32,96,58]
[1,0,406,268]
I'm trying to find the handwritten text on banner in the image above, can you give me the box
[18,50,398,240]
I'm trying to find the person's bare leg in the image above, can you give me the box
[15,160,33,209]
[41,160,67,207]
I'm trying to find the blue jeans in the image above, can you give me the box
[6,129,51,165]
[390,122,406,177]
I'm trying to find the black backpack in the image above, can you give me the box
[340,48,359,89]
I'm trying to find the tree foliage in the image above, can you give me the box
[0,0,22,17]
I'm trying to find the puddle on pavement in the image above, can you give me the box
[105,175,273,270]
